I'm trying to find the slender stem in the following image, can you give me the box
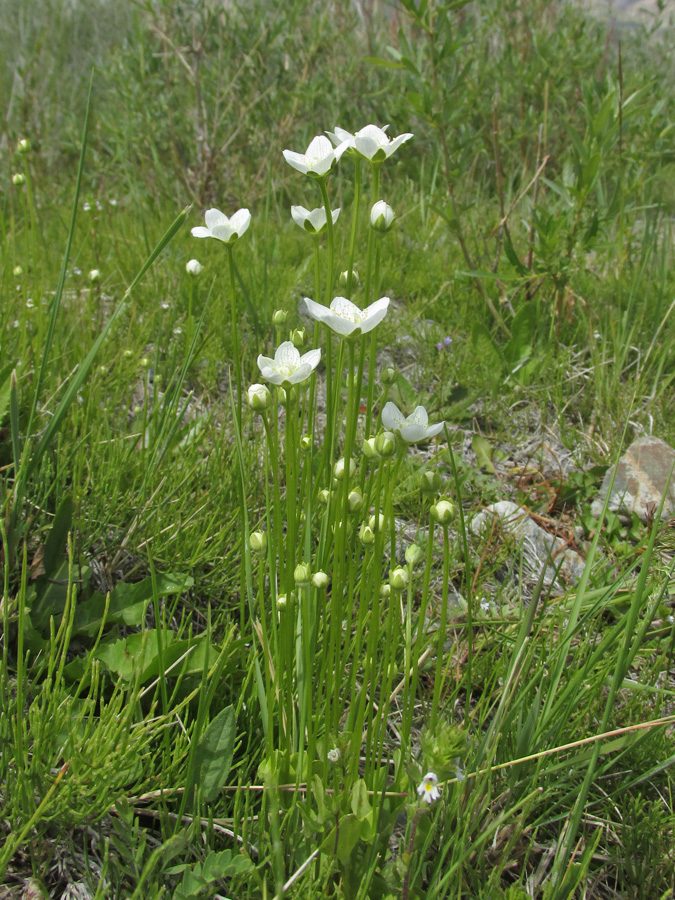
[318,178,334,305]
[431,525,450,730]
[347,160,362,298]
[226,245,243,424]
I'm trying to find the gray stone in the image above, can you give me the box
[590,436,675,523]
[471,500,586,589]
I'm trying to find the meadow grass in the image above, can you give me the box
[2,0,675,897]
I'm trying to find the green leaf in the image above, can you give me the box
[362,56,408,70]
[472,434,496,474]
[0,363,14,423]
[350,779,372,820]
[194,705,236,803]
[321,813,362,864]
[42,495,74,580]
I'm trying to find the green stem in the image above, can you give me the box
[430,525,450,730]
[318,178,335,305]
[347,160,362,298]
[226,245,243,425]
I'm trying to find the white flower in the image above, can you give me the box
[381,401,444,443]
[257,341,321,387]
[303,295,390,337]
[291,205,340,235]
[370,200,396,232]
[327,124,413,163]
[417,772,440,804]
[185,258,203,276]
[282,135,350,177]
[191,208,251,244]
[327,748,341,763]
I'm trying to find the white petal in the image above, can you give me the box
[311,154,335,176]
[424,422,445,438]
[356,124,388,144]
[257,354,276,372]
[299,347,321,370]
[359,296,390,334]
[306,135,333,161]
[384,133,414,157]
[353,135,379,161]
[259,366,284,386]
[328,127,353,144]
[275,341,301,366]
[283,150,310,174]
[333,139,352,162]
[304,297,330,322]
[331,208,341,225]
[191,226,211,239]
[288,363,312,384]
[307,207,328,231]
[291,206,309,228]
[230,208,251,236]
[210,223,235,242]
[205,208,229,230]
[323,314,357,336]
[330,296,361,320]
[400,424,430,443]
[407,406,430,428]
[381,401,405,431]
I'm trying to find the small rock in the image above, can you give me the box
[591,436,675,523]
[471,500,586,589]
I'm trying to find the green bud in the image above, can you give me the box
[272,309,288,326]
[420,470,442,494]
[299,434,312,451]
[294,563,312,586]
[140,357,150,368]
[123,349,133,358]
[362,437,379,459]
[312,571,329,590]
[359,523,375,546]
[389,567,409,592]
[12,173,25,186]
[334,457,356,481]
[369,512,386,533]
[248,383,271,411]
[338,268,359,289]
[89,269,101,283]
[348,488,363,514]
[276,593,289,610]
[375,431,396,458]
[13,265,23,277]
[17,138,31,154]
[249,531,267,555]
[318,488,331,506]
[380,583,391,599]
[430,498,457,525]
[154,373,163,385]
[405,543,424,567]
[380,366,397,386]
[370,200,396,234]
[98,364,107,375]
[291,327,306,349]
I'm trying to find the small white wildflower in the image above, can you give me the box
[303,295,390,338]
[257,341,321,387]
[191,208,251,244]
[417,772,440,804]
[83,201,91,212]
[382,401,444,443]
[327,748,341,763]
[290,205,340,235]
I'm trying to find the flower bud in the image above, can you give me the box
[312,571,329,590]
[248,383,271,411]
[154,373,163,385]
[347,488,363,514]
[420,470,442,494]
[362,437,379,459]
[299,434,312,451]
[294,563,312,586]
[405,543,424,567]
[185,258,203,277]
[389,567,409,592]
[359,523,375,546]
[375,431,396,458]
[370,200,396,234]
[13,265,23,277]
[140,357,150,368]
[89,269,101,284]
[338,268,359,289]
[334,457,356,481]
[380,366,397,386]
[276,593,288,610]
[123,349,133,358]
[368,512,386,532]
[290,327,306,349]
[380,583,391,599]
[98,364,107,375]
[430,498,457,525]
[12,173,26,186]
[17,138,31,154]
[272,309,288,326]
[249,531,268,555]
[318,488,331,506]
